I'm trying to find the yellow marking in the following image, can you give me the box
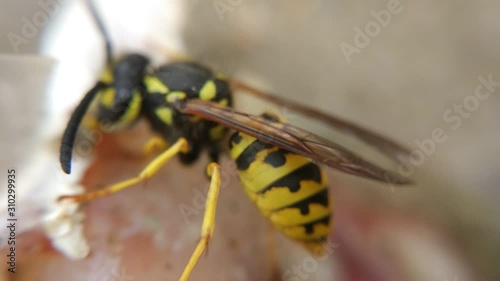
[82,114,100,130]
[155,107,173,125]
[200,80,216,101]
[145,75,169,94]
[166,91,187,103]
[100,88,116,109]
[179,162,221,281]
[231,132,333,255]
[238,152,311,194]
[254,180,325,211]
[209,125,226,140]
[58,138,189,203]
[270,203,330,227]
[101,67,113,84]
[229,133,257,160]
[218,98,229,107]
[282,222,330,240]
[117,91,142,127]
[81,91,103,129]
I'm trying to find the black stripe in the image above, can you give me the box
[228,132,243,149]
[214,78,232,105]
[301,236,328,243]
[302,215,331,234]
[235,140,274,170]
[278,188,329,215]
[258,162,322,194]
[263,148,288,167]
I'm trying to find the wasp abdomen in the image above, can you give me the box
[229,132,332,252]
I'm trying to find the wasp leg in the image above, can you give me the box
[142,136,170,156]
[58,138,189,203]
[179,162,221,281]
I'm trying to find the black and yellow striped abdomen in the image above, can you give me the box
[229,131,332,253]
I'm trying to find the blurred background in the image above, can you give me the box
[1,0,499,280]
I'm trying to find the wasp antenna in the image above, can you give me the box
[86,0,113,64]
[60,82,106,174]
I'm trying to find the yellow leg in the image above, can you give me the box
[58,138,189,203]
[179,162,221,281]
[143,136,170,156]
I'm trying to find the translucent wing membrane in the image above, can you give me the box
[175,100,412,185]
[231,80,411,163]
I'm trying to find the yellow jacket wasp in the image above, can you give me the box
[58,1,413,280]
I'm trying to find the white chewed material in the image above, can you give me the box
[38,0,186,259]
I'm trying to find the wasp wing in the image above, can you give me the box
[230,80,411,163]
[176,99,412,185]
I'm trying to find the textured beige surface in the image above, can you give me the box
[0,0,499,280]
